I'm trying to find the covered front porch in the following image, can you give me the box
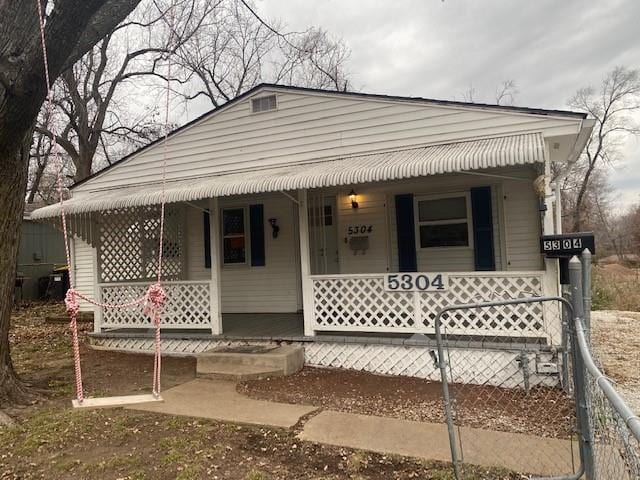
[33,133,563,348]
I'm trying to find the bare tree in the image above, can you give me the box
[460,83,477,103]
[459,80,518,105]
[27,129,74,205]
[495,80,518,106]
[171,0,351,107]
[0,0,144,406]
[276,27,351,92]
[29,0,351,198]
[32,0,216,187]
[567,66,640,231]
[27,133,53,204]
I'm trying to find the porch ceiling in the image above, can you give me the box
[31,132,544,219]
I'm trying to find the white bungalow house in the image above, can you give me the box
[32,84,593,385]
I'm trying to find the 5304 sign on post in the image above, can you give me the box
[384,273,449,292]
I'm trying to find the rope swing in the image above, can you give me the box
[35,0,176,408]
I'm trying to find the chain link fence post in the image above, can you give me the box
[581,250,592,337]
[434,308,462,479]
[569,256,596,479]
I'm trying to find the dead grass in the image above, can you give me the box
[0,407,519,480]
[592,264,640,311]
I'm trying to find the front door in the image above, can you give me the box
[308,194,340,274]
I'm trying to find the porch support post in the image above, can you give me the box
[542,148,559,297]
[542,145,561,343]
[297,189,315,336]
[208,197,223,335]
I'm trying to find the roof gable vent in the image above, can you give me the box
[251,94,277,113]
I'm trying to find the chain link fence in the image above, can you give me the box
[433,252,640,479]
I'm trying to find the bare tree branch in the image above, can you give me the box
[565,66,640,231]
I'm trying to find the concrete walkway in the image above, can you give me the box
[131,379,579,476]
[129,378,316,428]
[300,410,579,477]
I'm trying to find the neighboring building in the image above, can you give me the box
[18,204,66,300]
[32,84,593,384]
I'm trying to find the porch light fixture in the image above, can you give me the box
[349,189,359,209]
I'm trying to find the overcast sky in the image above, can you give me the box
[253,0,640,211]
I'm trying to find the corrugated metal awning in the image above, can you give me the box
[31,132,544,219]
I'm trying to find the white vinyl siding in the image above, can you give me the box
[337,190,390,274]
[502,180,544,270]
[185,194,300,313]
[185,200,210,281]
[72,237,96,312]
[73,89,583,194]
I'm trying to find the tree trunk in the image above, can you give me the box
[0,132,36,406]
[27,159,47,204]
[572,163,596,232]
[0,0,142,406]
[74,153,93,183]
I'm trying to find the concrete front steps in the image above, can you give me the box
[196,344,304,381]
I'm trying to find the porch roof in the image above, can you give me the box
[31,132,544,219]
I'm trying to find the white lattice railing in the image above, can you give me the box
[99,280,211,329]
[311,272,559,341]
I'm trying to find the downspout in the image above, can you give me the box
[554,180,563,235]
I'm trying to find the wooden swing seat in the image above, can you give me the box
[72,393,163,409]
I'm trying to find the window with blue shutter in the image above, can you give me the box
[222,208,247,264]
[395,194,417,272]
[470,186,495,271]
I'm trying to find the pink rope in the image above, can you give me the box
[34,0,177,403]
[148,0,177,398]
[36,0,86,402]
[143,283,166,396]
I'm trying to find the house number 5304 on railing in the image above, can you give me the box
[384,273,449,292]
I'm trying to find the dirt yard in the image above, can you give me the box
[591,310,640,413]
[239,367,575,439]
[0,302,519,479]
[590,263,640,413]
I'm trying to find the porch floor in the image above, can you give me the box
[92,313,553,351]
[98,313,304,339]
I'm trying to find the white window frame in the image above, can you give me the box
[414,192,474,250]
[220,206,249,266]
[250,94,278,114]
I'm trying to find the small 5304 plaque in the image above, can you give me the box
[384,273,449,292]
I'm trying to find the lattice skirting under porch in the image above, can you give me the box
[89,336,560,389]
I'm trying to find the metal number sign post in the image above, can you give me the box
[540,232,595,257]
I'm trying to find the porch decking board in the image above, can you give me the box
[93,313,554,352]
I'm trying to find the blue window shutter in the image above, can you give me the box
[249,204,265,267]
[203,210,211,269]
[470,186,495,271]
[395,194,417,272]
